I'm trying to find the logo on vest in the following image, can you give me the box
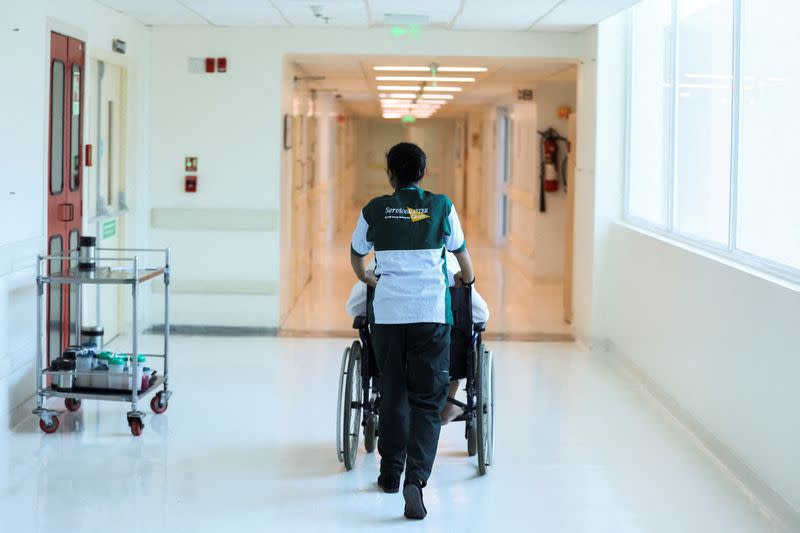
[384,206,430,222]
[407,207,430,222]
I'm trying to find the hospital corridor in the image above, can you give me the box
[1,1,799,532]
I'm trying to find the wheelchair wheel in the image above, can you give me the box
[476,343,494,475]
[342,341,363,471]
[365,411,378,453]
[466,423,477,457]
[336,346,350,463]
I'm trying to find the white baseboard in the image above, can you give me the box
[600,342,800,533]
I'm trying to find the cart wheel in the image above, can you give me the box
[129,418,144,437]
[39,416,59,434]
[364,413,378,453]
[65,398,81,412]
[342,341,362,471]
[150,393,168,414]
[466,423,477,457]
[476,344,493,475]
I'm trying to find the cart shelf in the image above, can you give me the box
[41,375,165,403]
[44,266,165,286]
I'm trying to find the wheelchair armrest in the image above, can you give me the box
[473,322,486,332]
[352,315,368,330]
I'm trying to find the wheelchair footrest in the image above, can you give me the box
[446,397,467,409]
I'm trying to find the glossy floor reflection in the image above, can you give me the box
[1,335,780,532]
[282,228,572,340]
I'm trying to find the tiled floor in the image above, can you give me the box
[1,335,782,532]
[282,228,572,340]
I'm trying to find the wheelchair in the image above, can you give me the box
[336,286,495,475]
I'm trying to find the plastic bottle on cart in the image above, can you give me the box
[108,357,126,390]
[75,350,94,388]
[92,363,109,389]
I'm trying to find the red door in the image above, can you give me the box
[47,32,84,362]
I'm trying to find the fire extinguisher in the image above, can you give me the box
[537,128,568,213]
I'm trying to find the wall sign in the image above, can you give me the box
[102,219,116,239]
[517,89,534,101]
[185,156,198,172]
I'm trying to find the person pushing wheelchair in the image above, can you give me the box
[350,142,475,520]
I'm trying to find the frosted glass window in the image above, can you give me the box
[673,0,733,244]
[737,0,800,269]
[627,0,672,225]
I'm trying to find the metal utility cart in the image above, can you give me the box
[33,248,172,437]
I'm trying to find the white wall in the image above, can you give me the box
[0,0,150,428]
[599,225,800,517]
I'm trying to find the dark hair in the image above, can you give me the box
[386,143,426,187]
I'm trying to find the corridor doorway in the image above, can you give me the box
[280,55,578,340]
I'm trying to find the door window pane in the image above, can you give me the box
[50,60,65,195]
[673,0,733,244]
[70,65,81,192]
[627,0,672,225]
[68,230,79,345]
[737,0,800,269]
[48,236,63,361]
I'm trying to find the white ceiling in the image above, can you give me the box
[95,0,641,32]
[291,55,578,117]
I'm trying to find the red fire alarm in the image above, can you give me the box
[216,57,227,73]
[205,57,215,73]
[185,175,197,192]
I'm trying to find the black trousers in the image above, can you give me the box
[372,323,451,485]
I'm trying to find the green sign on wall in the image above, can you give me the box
[102,219,116,240]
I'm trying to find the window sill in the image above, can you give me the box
[616,220,800,295]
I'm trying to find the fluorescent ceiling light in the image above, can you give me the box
[438,67,487,72]
[388,93,417,99]
[374,66,487,73]
[383,113,403,119]
[419,99,447,104]
[423,86,462,92]
[376,76,475,82]
[374,66,429,72]
[377,85,421,91]
[421,94,453,100]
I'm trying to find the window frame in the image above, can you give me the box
[624,0,800,286]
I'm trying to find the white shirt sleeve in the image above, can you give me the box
[351,211,373,256]
[445,205,466,253]
[345,282,368,317]
[471,286,490,324]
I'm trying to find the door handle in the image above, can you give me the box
[59,203,75,222]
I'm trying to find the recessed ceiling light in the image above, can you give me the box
[374,66,430,72]
[423,86,462,92]
[421,94,453,100]
[388,93,417,99]
[376,76,475,83]
[438,67,488,72]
